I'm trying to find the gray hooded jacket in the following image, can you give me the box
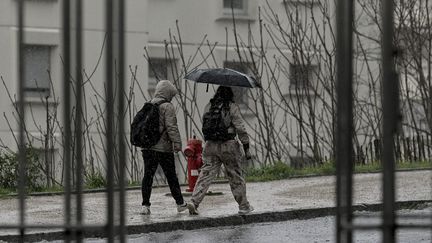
[149,80,182,152]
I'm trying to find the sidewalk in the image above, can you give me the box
[0,170,431,241]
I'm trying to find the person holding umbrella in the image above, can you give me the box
[187,85,254,215]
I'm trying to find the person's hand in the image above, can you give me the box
[173,146,182,153]
[243,143,252,160]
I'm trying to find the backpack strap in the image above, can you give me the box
[222,101,232,125]
[211,101,233,131]
[221,102,235,140]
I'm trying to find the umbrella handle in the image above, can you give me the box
[206,83,209,92]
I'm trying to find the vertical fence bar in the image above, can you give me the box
[74,0,84,242]
[62,0,72,241]
[105,0,115,241]
[335,0,354,242]
[17,0,26,241]
[116,0,127,241]
[381,0,397,241]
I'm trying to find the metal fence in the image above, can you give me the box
[0,0,127,242]
[354,136,432,164]
[335,0,431,242]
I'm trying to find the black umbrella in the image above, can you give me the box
[184,68,261,88]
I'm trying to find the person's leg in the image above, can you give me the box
[141,150,159,206]
[158,151,185,206]
[221,141,251,211]
[190,142,222,207]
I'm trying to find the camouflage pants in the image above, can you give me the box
[191,140,250,210]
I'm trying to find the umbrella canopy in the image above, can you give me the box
[184,68,260,88]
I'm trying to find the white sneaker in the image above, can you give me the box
[141,205,151,215]
[177,203,188,213]
[238,206,254,215]
[187,203,199,215]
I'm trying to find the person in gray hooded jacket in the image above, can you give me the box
[140,80,187,215]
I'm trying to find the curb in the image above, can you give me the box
[5,180,230,198]
[6,168,431,198]
[1,200,431,242]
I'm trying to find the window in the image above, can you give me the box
[217,0,257,21]
[223,0,247,15]
[289,63,316,90]
[148,58,173,95]
[223,61,252,106]
[24,45,51,98]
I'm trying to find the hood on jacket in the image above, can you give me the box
[153,80,178,101]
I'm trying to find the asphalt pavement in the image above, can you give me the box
[0,170,431,242]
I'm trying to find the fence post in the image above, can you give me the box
[368,141,373,164]
[381,0,398,239]
[427,134,431,159]
[17,0,27,240]
[335,0,355,241]
[419,135,425,161]
[395,135,401,162]
[61,0,73,241]
[373,139,381,162]
[413,136,418,161]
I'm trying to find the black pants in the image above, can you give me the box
[141,150,184,206]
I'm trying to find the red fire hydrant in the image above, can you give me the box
[183,136,203,192]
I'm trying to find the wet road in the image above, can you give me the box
[57,208,431,243]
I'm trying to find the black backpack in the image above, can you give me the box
[202,102,234,141]
[130,100,168,148]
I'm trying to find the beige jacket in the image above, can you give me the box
[148,80,182,153]
[203,101,250,145]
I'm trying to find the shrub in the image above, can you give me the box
[245,161,335,182]
[245,159,432,183]
[0,148,44,191]
[246,161,295,182]
[85,171,107,189]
